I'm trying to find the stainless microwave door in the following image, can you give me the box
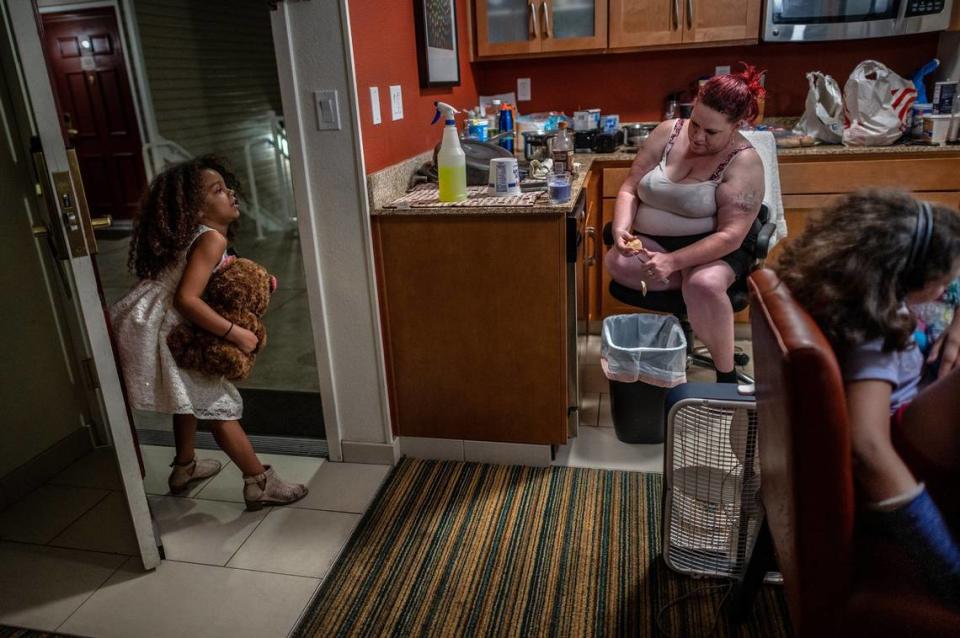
[764,0,952,41]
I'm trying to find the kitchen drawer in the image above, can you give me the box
[779,156,960,195]
[602,168,630,198]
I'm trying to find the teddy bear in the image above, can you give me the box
[167,257,276,381]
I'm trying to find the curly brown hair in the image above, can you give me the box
[775,189,960,354]
[128,155,241,279]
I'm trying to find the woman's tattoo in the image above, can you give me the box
[735,191,758,212]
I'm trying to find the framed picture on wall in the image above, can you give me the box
[413,0,460,88]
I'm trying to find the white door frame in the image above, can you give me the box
[270,0,395,464]
[4,0,159,568]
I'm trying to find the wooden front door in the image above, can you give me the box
[41,8,146,221]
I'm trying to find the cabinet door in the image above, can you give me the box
[584,171,601,322]
[476,0,542,57]
[539,0,607,53]
[600,199,646,317]
[609,0,682,49]
[682,0,761,44]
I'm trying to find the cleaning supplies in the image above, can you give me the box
[432,101,467,202]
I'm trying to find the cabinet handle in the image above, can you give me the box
[542,1,551,38]
[528,1,540,39]
[585,226,597,266]
[686,0,693,30]
[672,0,680,31]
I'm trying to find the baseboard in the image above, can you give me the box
[398,436,553,467]
[0,427,92,511]
[340,439,400,465]
[136,429,329,458]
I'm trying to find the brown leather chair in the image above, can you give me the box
[737,268,960,637]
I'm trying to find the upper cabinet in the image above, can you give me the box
[609,0,761,49]
[475,0,607,58]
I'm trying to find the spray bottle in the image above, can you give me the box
[432,101,467,203]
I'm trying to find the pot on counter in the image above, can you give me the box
[621,122,657,148]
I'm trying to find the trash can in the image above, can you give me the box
[600,314,687,443]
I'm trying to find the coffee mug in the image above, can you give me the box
[487,157,521,196]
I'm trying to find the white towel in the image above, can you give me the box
[741,130,787,244]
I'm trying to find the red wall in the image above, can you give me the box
[473,34,941,123]
[350,0,479,174]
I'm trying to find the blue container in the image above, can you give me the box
[498,108,513,152]
[467,119,488,141]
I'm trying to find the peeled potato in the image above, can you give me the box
[625,237,644,251]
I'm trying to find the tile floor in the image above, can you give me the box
[1,332,754,637]
[0,446,390,637]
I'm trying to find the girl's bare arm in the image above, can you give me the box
[173,231,258,353]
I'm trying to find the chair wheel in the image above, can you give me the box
[734,352,750,367]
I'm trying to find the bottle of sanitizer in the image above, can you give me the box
[433,101,467,203]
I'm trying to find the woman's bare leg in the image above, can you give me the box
[681,261,736,372]
[172,413,197,464]
[603,235,682,293]
[209,420,266,476]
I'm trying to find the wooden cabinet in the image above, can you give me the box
[581,168,602,324]
[373,213,570,445]
[772,153,960,262]
[609,0,760,50]
[475,0,606,58]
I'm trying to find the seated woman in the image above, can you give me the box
[605,64,766,383]
[776,189,960,606]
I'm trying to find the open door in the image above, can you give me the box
[3,0,158,569]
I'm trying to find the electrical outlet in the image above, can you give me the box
[715,65,731,76]
[370,87,381,125]
[517,78,531,101]
[389,85,403,120]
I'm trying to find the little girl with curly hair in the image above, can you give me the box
[776,189,960,606]
[111,156,307,510]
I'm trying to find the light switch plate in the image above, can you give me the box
[314,89,341,131]
[389,85,403,120]
[517,78,531,101]
[369,86,381,125]
[715,65,731,76]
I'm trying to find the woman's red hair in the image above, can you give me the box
[698,62,766,124]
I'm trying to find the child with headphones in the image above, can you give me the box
[776,189,960,606]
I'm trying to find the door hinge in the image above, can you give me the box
[81,357,101,390]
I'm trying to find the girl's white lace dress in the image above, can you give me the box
[110,225,242,420]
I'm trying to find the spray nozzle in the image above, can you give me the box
[432,101,459,125]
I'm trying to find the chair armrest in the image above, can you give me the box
[755,222,777,261]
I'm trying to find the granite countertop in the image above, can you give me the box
[369,140,960,217]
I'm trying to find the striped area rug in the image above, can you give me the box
[294,458,791,637]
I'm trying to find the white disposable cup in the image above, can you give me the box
[487,158,521,196]
[923,114,952,145]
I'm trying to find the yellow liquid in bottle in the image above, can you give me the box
[438,165,467,202]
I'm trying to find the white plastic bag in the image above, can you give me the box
[842,60,916,146]
[600,314,687,388]
[794,71,843,144]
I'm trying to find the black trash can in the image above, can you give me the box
[601,314,688,444]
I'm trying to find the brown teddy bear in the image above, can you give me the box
[167,257,275,380]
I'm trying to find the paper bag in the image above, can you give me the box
[842,60,916,146]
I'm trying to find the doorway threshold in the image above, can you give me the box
[136,429,328,458]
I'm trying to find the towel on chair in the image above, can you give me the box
[741,130,787,245]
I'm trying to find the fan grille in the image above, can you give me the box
[663,399,762,579]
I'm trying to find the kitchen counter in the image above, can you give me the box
[369,142,960,217]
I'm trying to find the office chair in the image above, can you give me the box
[601,204,776,384]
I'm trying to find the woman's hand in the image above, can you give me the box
[927,311,960,379]
[228,325,259,354]
[638,249,676,283]
[614,229,643,257]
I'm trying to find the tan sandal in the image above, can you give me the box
[243,465,308,511]
[168,457,222,494]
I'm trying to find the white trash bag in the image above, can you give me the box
[794,71,844,144]
[601,314,687,388]
[842,60,916,147]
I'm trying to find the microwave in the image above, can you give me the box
[763,0,953,42]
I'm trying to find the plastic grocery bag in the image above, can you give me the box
[794,71,843,144]
[600,314,687,388]
[842,60,916,146]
